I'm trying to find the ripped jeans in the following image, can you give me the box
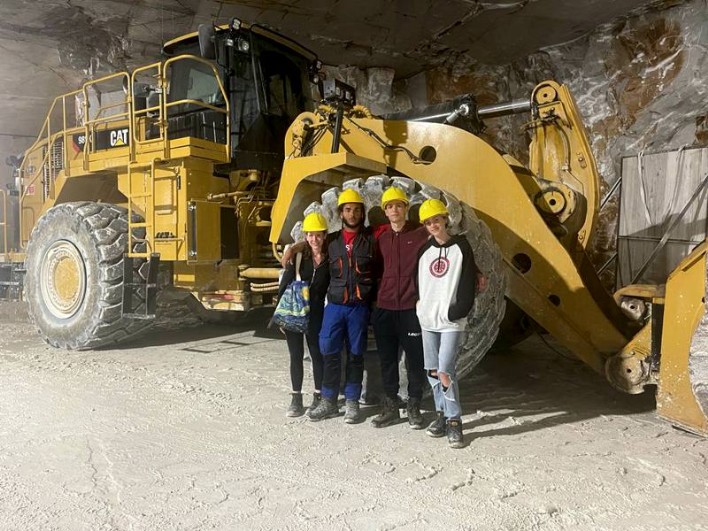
[422,330,464,420]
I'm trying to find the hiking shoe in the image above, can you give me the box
[426,412,446,438]
[371,396,400,428]
[286,393,305,417]
[344,399,363,424]
[306,392,322,415]
[446,418,464,448]
[308,397,339,422]
[406,398,424,430]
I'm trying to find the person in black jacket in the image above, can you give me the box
[277,212,330,417]
[312,189,377,423]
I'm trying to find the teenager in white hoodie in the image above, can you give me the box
[416,199,484,448]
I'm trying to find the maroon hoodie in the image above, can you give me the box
[375,222,429,310]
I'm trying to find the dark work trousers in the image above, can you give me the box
[284,329,324,393]
[372,307,426,401]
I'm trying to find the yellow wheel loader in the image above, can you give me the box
[1,20,706,435]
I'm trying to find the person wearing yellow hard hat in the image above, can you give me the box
[416,198,483,448]
[369,185,429,430]
[284,187,377,423]
[276,211,330,417]
[313,187,378,423]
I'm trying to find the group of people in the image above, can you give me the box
[276,186,485,448]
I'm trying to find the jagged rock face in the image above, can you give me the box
[382,0,705,286]
[321,66,412,116]
[325,0,706,286]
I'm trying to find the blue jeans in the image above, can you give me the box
[319,303,370,400]
[422,330,464,419]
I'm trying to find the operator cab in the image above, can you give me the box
[163,20,320,173]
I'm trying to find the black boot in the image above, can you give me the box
[371,396,400,428]
[446,418,464,448]
[307,392,322,415]
[406,398,424,430]
[308,397,339,421]
[426,412,446,438]
[286,393,305,417]
[344,399,363,424]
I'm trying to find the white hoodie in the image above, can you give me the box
[416,235,478,332]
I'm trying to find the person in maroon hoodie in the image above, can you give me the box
[370,186,430,429]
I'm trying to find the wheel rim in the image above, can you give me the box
[40,240,87,319]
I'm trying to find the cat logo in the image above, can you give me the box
[87,127,131,150]
[110,128,129,147]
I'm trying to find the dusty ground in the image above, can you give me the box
[0,301,706,531]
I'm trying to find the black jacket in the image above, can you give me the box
[327,228,377,305]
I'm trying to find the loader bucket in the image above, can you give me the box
[657,240,708,435]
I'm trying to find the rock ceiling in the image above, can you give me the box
[0,0,652,137]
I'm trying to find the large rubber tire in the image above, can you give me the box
[293,176,507,380]
[24,202,150,349]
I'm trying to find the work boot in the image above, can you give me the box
[286,393,305,417]
[370,396,400,428]
[446,418,465,449]
[344,399,363,424]
[308,397,339,422]
[406,398,424,430]
[426,412,446,438]
[306,392,322,415]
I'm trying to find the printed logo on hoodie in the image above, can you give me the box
[429,256,450,278]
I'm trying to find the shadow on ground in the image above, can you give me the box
[451,335,657,438]
[113,308,281,349]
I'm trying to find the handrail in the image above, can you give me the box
[164,98,228,114]
[0,189,7,257]
[81,72,131,168]
[163,55,231,156]
[23,89,82,160]
[17,54,231,250]
[131,61,163,152]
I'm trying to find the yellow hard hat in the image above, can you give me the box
[419,198,449,223]
[381,186,409,208]
[337,188,364,207]
[302,212,328,232]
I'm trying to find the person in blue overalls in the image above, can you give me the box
[307,188,378,423]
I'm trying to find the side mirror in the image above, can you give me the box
[198,24,216,59]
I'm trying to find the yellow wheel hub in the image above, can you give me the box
[40,240,87,319]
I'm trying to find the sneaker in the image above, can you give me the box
[286,393,305,417]
[406,398,424,430]
[426,412,446,438]
[306,392,322,415]
[371,396,400,428]
[344,399,363,424]
[308,397,339,422]
[446,418,464,449]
